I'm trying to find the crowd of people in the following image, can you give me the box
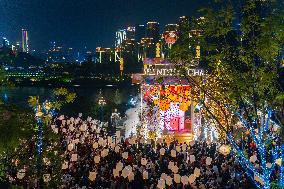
[6,115,255,189]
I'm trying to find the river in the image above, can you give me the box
[0,86,139,118]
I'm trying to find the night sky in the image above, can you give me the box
[0,0,209,51]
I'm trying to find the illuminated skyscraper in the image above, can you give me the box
[164,24,178,32]
[135,25,146,42]
[22,29,29,53]
[178,16,189,34]
[126,26,135,40]
[2,37,10,47]
[146,22,160,43]
[115,29,127,48]
[95,47,114,64]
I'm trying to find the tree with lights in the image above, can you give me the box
[171,0,284,188]
[0,88,76,188]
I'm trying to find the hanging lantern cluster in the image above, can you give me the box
[144,85,193,111]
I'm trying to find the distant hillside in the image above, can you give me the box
[0,46,45,67]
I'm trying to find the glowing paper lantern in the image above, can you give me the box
[157,179,166,189]
[69,125,75,131]
[122,152,128,159]
[161,173,167,180]
[160,148,165,155]
[250,155,257,163]
[171,165,179,173]
[89,172,97,181]
[176,146,181,152]
[174,174,181,183]
[143,171,148,180]
[206,157,212,165]
[93,142,98,149]
[101,149,109,157]
[116,131,121,138]
[53,128,58,134]
[68,144,74,151]
[276,158,282,166]
[181,175,189,185]
[116,161,123,171]
[168,161,174,170]
[113,169,120,177]
[165,175,173,186]
[62,161,68,170]
[128,171,134,181]
[219,145,231,156]
[188,174,196,184]
[115,146,120,153]
[254,174,264,186]
[43,174,51,183]
[80,124,87,131]
[107,136,113,144]
[122,166,132,178]
[171,150,177,157]
[110,142,115,149]
[141,158,147,166]
[182,144,187,152]
[266,163,272,168]
[71,154,78,162]
[94,156,100,164]
[17,169,25,179]
[193,168,200,178]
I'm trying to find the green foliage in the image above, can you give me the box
[0,105,35,153]
[28,96,38,108]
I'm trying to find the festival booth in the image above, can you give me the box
[135,58,204,143]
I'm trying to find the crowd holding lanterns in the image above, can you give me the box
[4,115,271,189]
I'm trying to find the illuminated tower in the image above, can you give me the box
[178,16,189,34]
[115,29,127,48]
[126,26,135,40]
[146,22,160,43]
[22,29,29,53]
[135,24,146,42]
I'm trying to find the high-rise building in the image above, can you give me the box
[178,16,189,34]
[135,25,146,42]
[2,37,10,47]
[126,26,135,40]
[22,29,29,53]
[95,47,114,64]
[115,29,127,48]
[164,24,178,32]
[146,22,160,43]
[139,37,155,59]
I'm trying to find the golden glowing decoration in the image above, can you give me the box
[160,99,170,111]
[148,131,157,140]
[219,145,231,156]
[145,85,192,111]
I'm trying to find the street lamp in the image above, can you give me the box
[98,96,106,122]
[111,109,121,134]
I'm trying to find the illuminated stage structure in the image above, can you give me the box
[136,58,204,142]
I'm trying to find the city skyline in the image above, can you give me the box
[0,0,209,51]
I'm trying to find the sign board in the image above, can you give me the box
[143,64,204,77]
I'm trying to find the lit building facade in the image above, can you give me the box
[135,24,146,42]
[126,26,135,40]
[146,22,160,43]
[115,29,127,48]
[22,29,29,53]
[95,47,114,64]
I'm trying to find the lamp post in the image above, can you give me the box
[111,108,121,134]
[98,96,106,123]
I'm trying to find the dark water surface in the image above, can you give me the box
[1,86,139,117]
